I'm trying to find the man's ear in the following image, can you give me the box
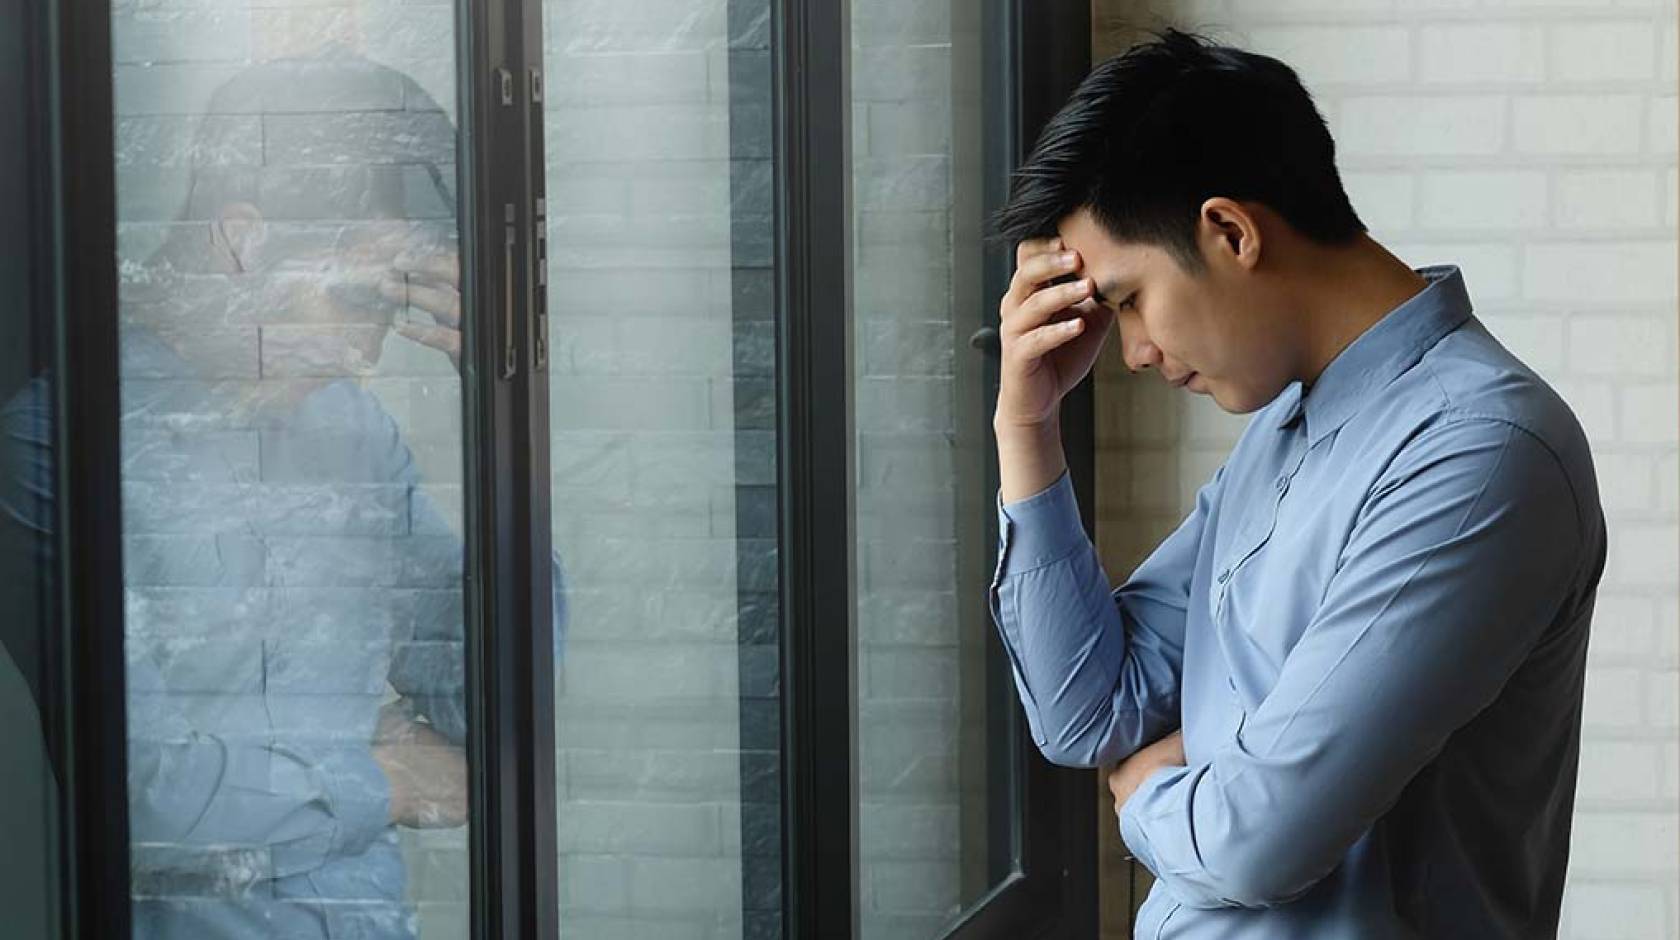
[1197,197,1261,272]
[209,201,265,273]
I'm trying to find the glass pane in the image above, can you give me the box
[109,5,472,937]
[541,0,780,936]
[853,1,1010,936]
[0,2,64,934]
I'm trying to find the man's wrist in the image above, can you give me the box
[1114,752,1175,813]
[994,418,1067,505]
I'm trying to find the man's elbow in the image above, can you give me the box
[1033,713,1147,769]
[1190,848,1322,910]
[1034,727,1120,769]
[1036,739,1100,769]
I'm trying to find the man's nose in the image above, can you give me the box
[1122,332,1164,374]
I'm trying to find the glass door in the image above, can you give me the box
[850,0,1014,932]
[538,0,783,935]
[109,5,478,936]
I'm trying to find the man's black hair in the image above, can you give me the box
[179,52,456,223]
[988,28,1365,273]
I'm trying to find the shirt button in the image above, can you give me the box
[1216,568,1230,584]
[1275,474,1289,492]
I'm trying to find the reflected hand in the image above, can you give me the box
[385,250,463,373]
[372,701,467,828]
[1107,728,1186,817]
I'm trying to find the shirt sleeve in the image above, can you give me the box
[388,484,570,746]
[125,652,393,882]
[370,393,570,747]
[987,460,1226,768]
[1118,418,1592,909]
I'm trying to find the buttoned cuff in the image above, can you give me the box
[994,467,1088,579]
[317,744,394,859]
[1116,761,1180,877]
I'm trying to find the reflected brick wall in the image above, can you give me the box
[112,0,473,932]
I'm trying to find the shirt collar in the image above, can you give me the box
[1274,264,1473,445]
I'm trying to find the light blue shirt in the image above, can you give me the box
[988,265,1607,938]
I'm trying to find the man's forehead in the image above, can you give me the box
[1057,212,1156,261]
[1067,239,1154,295]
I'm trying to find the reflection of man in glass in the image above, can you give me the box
[1,53,565,938]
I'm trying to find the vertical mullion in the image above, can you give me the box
[50,0,131,932]
[515,0,558,931]
[774,0,856,937]
[980,0,1023,910]
[457,0,508,929]
[457,0,504,933]
[459,0,557,932]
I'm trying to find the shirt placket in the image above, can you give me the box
[1214,472,1289,615]
[1212,437,1308,624]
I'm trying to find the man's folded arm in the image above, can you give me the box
[0,376,391,879]
[125,656,393,882]
[1118,419,1591,910]
[987,461,1227,768]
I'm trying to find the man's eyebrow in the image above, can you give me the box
[1094,276,1133,304]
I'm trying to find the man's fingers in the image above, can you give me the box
[394,322,462,360]
[1004,247,1081,311]
[1014,235,1063,269]
[1010,310,1088,363]
[406,281,462,328]
[1007,277,1091,336]
[381,274,462,328]
[394,251,460,289]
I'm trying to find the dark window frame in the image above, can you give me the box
[771,0,857,935]
[459,0,560,933]
[48,0,133,932]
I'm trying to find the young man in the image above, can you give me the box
[986,29,1606,938]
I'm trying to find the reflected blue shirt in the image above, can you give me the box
[987,265,1607,938]
[0,326,569,939]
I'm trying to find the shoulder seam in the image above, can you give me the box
[1417,407,1586,544]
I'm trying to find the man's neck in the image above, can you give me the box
[1291,234,1430,389]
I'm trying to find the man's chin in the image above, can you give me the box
[1199,379,1263,415]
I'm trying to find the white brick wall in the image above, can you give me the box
[1095,3,1679,937]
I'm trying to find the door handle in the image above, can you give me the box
[502,203,517,380]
